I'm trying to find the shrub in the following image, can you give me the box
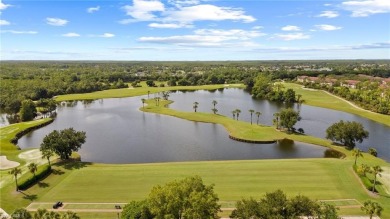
[18,164,51,190]
[324,149,345,158]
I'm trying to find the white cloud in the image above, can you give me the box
[168,0,200,7]
[317,11,339,18]
[1,30,38,34]
[273,33,310,41]
[342,0,390,17]
[120,0,256,26]
[62,32,80,37]
[87,6,100,13]
[121,0,165,22]
[164,4,256,23]
[46,17,68,26]
[315,24,342,31]
[148,22,193,28]
[0,0,11,10]
[194,29,265,39]
[281,25,301,31]
[252,26,263,30]
[0,19,10,25]
[138,28,263,47]
[100,33,115,38]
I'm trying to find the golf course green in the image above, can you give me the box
[1,82,389,218]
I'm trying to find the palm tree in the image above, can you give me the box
[34,208,48,219]
[193,102,199,112]
[361,200,383,219]
[357,164,370,177]
[371,165,383,193]
[212,108,218,114]
[156,97,161,106]
[231,110,236,120]
[352,148,363,166]
[235,109,241,120]
[255,111,262,125]
[296,94,302,102]
[147,90,150,99]
[141,98,146,108]
[28,162,38,179]
[249,109,255,125]
[9,167,22,191]
[297,99,305,113]
[273,112,280,129]
[41,149,53,166]
[212,100,218,110]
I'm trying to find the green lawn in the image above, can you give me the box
[283,83,390,127]
[55,83,244,101]
[2,159,389,218]
[1,83,389,218]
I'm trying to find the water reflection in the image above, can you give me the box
[14,88,390,163]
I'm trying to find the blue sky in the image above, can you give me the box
[1,0,389,60]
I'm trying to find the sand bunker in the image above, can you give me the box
[0,156,20,170]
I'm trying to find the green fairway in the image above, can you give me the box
[2,159,389,217]
[283,83,390,127]
[55,83,244,101]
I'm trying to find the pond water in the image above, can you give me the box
[16,88,390,163]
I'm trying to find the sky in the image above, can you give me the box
[0,0,389,60]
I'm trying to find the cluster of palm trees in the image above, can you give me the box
[192,100,263,125]
[9,162,39,191]
[353,148,383,193]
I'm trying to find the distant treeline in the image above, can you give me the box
[1,60,389,114]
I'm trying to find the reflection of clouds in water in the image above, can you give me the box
[85,113,116,123]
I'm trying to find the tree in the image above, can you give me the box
[251,74,273,99]
[231,110,236,120]
[230,190,340,219]
[326,121,369,149]
[11,208,32,219]
[352,148,363,166]
[357,164,370,177]
[273,112,280,129]
[279,108,300,132]
[361,200,383,219]
[148,176,220,219]
[283,88,296,103]
[141,98,146,108]
[40,128,86,160]
[193,102,199,112]
[212,100,217,110]
[255,111,261,125]
[146,80,155,87]
[235,109,241,120]
[34,209,48,219]
[230,197,261,219]
[370,165,383,193]
[9,167,22,191]
[368,148,377,157]
[28,162,38,179]
[19,99,37,121]
[316,202,339,219]
[61,211,80,219]
[41,149,54,166]
[43,211,60,219]
[211,108,218,114]
[249,109,255,125]
[161,91,170,100]
[122,200,153,219]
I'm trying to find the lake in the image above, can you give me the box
[16,88,390,163]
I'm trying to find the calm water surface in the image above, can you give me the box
[17,88,390,162]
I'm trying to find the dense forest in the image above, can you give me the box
[1,60,389,117]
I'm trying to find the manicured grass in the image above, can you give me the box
[1,159,389,217]
[55,83,244,101]
[283,83,390,127]
[0,119,52,167]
